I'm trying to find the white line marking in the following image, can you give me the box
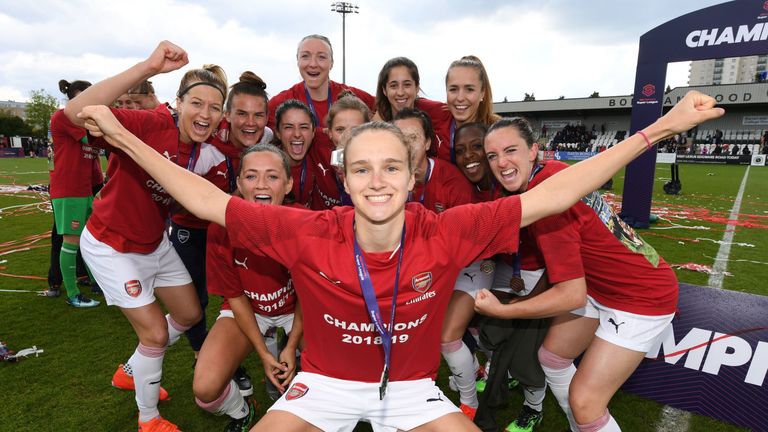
[708,166,750,289]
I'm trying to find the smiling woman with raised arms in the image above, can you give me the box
[63,41,227,432]
[77,50,722,430]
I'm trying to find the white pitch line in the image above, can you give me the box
[655,166,751,432]
[708,166,750,289]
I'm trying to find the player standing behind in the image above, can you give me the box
[320,90,371,207]
[477,117,685,432]
[128,80,161,110]
[62,41,224,432]
[374,57,453,154]
[210,72,274,174]
[272,99,315,207]
[444,56,500,164]
[78,83,723,432]
[269,34,375,210]
[194,144,303,432]
[47,79,102,307]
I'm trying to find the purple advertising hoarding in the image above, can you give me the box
[623,284,768,431]
[622,1,768,228]
[0,147,24,157]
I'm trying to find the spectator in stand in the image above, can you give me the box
[700,146,708,155]
[742,145,751,156]
[730,144,740,156]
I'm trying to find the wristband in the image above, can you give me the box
[637,130,653,150]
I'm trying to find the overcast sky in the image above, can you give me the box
[0,0,726,106]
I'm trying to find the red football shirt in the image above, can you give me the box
[414,98,453,162]
[49,110,101,198]
[409,158,474,213]
[172,142,233,229]
[225,197,522,382]
[207,219,296,316]
[86,105,195,253]
[526,161,677,315]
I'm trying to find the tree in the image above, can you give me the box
[588,91,600,98]
[25,89,59,138]
[665,85,672,93]
[558,95,565,100]
[0,111,33,136]
[523,92,536,101]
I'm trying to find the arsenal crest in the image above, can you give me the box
[411,272,433,293]
[124,280,142,298]
[285,382,309,400]
[480,261,495,274]
[177,229,190,244]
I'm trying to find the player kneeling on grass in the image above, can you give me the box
[78,69,722,431]
[194,143,303,432]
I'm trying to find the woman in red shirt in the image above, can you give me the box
[63,41,226,432]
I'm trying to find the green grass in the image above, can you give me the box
[0,158,764,431]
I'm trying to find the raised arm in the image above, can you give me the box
[78,105,229,226]
[63,41,188,126]
[519,91,724,228]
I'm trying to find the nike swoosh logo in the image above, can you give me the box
[149,380,162,385]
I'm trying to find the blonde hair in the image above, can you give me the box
[177,64,228,102]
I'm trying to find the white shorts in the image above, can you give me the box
[570,295,675,352]
[269,372,459,432]
[492,259,545,297]
[217,309,295,335]
[80,227,192,308]
[453,259,495,299]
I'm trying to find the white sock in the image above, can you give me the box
[522,384,547,412]
[196,380,248,419]
[539,346,579,431]
[166,314,190,347]
[442,339,478,408]
[130,343,166,422]
[123,315,189,377]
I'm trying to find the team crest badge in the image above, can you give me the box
[434,203,445,213]
[411,272,433,293]
[480,261,495,274]
[177,229,190,244]
[70,220,81,230]
[124,280,142,298]
[285,382,309,400]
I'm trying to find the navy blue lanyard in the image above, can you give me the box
[352,222,406,400]
[225,156,236,193]
[336,176,352,206]
[449,120,456,164]
[408,158,433,204]
[303,84,333,128]
[529,163,543,183]
[186,143,199,172]
[298,155,307,200]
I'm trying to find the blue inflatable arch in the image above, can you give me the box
[621,0,768,227]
